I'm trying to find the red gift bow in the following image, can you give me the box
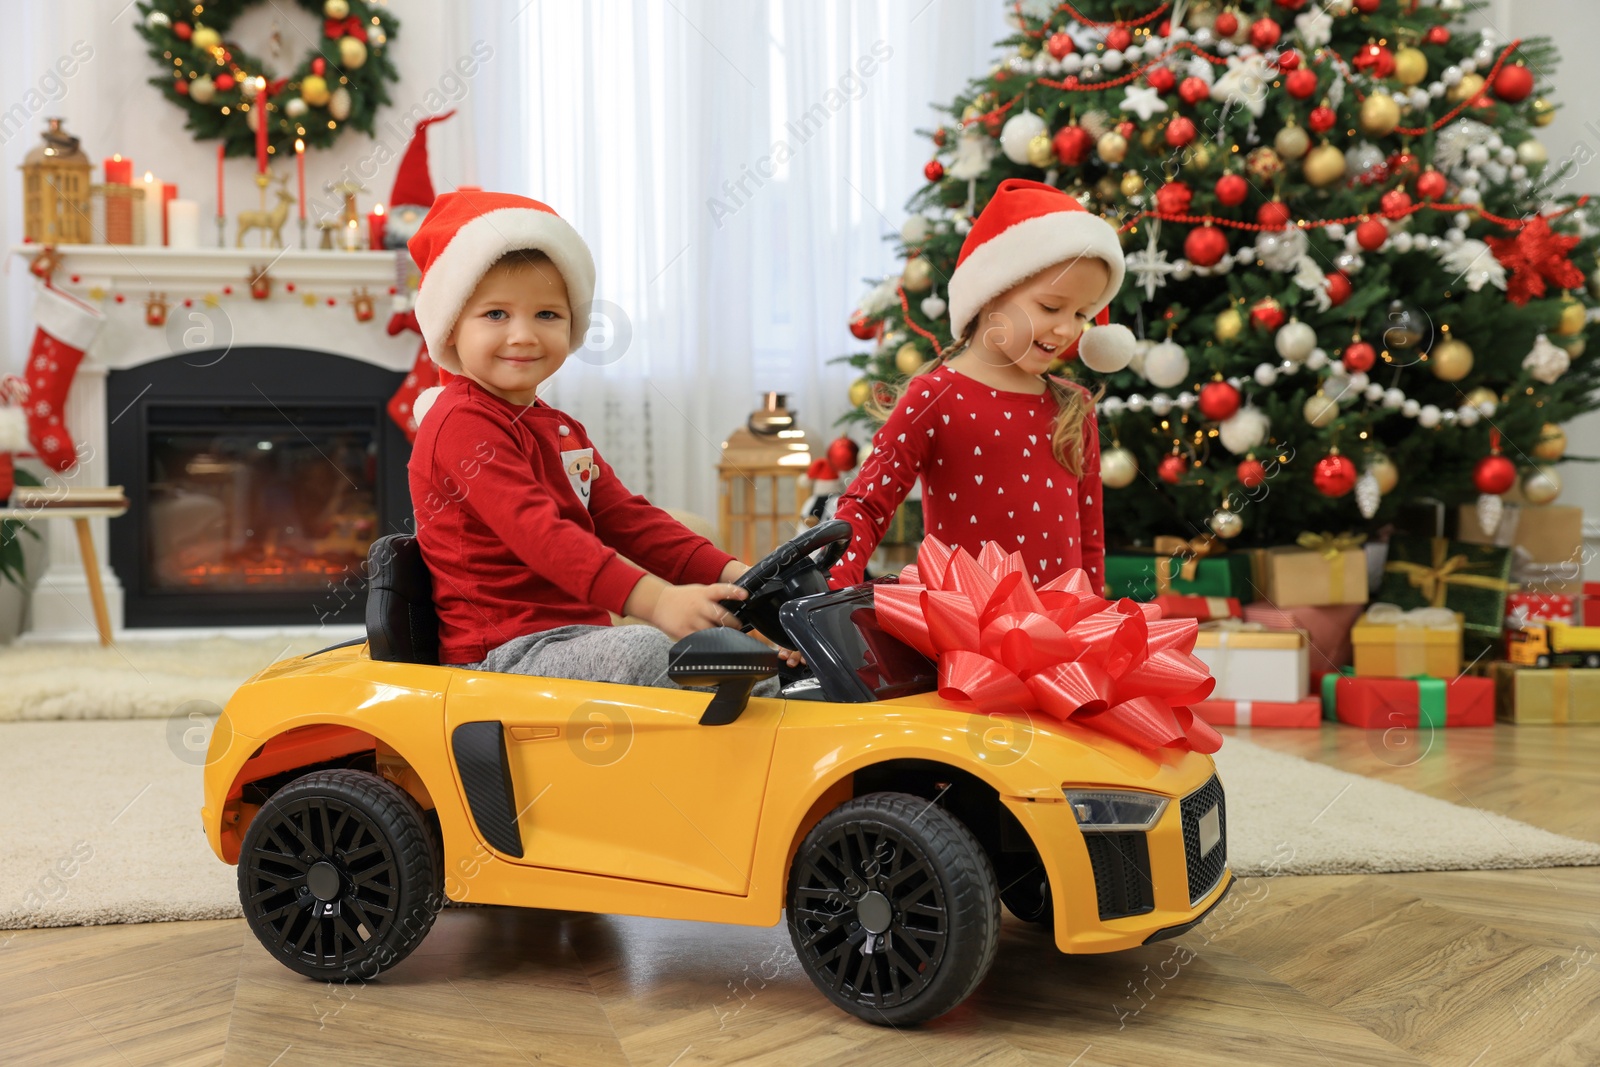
[874,537,1222,755]
[325,16,369,43]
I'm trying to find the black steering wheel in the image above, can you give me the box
[721,519,854,646]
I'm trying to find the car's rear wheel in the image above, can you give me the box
[239,769,442,981]
[786,792,999,1026]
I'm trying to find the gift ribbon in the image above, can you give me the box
[1152,534,1225,585]
[1412,676,1447,730]
[1296,531,1367,603]
[1235,700,1252,727]
[876,537,1222,755]
[1385,538,1509,608]
[1551,670,1569,724]
[1361,603,1459,677]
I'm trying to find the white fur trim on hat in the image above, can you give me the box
[413,208,596,375]
[33,283,106,353]
[948,212,1126,341]
[412,385,445,427]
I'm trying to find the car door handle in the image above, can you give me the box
[507,726,560,742]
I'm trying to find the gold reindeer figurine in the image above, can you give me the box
[236,172,296,248]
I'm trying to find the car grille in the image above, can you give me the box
[1083,832,1154,920]
[1180,776,1228,904]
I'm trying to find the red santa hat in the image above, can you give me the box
[947,179,1128,353]
[407,190,596,376]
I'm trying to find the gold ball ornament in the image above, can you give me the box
[1534,423,1568,461]
[1558,335,1586,358]
[1018,40,1039,59]
[1531,97,1556,127]
[1120,171,1146,197]
[1588,268,1600,301]
[339,36,369,70]
[300,75,331,107]
[895,343,925,375]
[1027,133,1055,168]
[1140,125,1160,150]
[1303,142,1347,187]
[1246,147,1283,181]
[1183,142,1215,174]
[1557,295,1587,336]
[1094,175,1121,204]
[1429,337,1474,381]
[1304,392,1339,428]
[1464,386,1498,413]
[1214,307,1244,342]
[1394,47,1429,87]
[1097,131,1129,164]
[1522,465,1563,505]
[849,378,872,407]
[902,256,934,292]
[1101,447,1139,489]
[189,75,216,105]
[1209,508,1245,539]
[1274,123,1310,161]
[191,25,221,51]
[1359,92,1402,137]
[324,0,350,16]
[1367,454,1399,495]
[1517,139,1549,167]
[1447,72,1485,104]
[962,104,983,122]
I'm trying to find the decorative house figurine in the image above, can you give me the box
[20,118,93,245]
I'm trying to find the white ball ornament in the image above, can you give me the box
[1275,319,1318,362]
[285,97,309,119]
[954,216,971,234]
[1219,406,1270,453]
[1151,394,1174,416]
[1306,348,1330,371]
[1209,508,1245,539]
[1176,392,1196,410]
[1418,404,1441,428]
[1458,404,1481,427]
[1079,323,1138,373]
[920,294,947,319]
[1142,340,1191,388]
[1255,363,1279,387]
[901,216,931,244]
[1383,388,1405,409]
[1467,144,1490,166]
[1523,465,1563,505]
[1127,394,1147,413]
[1348,371,1371,392]
[1402,398,1421,417]
[1303,393,1339,428]
[1100,447,1140,488]
[1000,111,1049,165]
[1365,382,1386,402]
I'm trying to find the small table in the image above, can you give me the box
[0,504,128,646]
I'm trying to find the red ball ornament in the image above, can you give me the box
[1355,218,1389,251]
[1493,64,1535,103]
[1276,48,1302,71]
[1157,19,1172,37]
[1415,169,1448,199]
[1116,120,1136,139]
[174,21,193,40]
[1474,454,1517,495]
[1325,271,1353,307]
[1214,173,1249,207]
[933,128,947,147]
[1380,188,1414,219]
[215,73,236,92]
[1353,44,1396,78]
[1214,11,1239,37]
[1164,116,1198,149]
[1154,180,1194,216]
[1237,458,1267,489]
[1248,18,1281,50]
[1185,225,1229,267]
[1423,25,1450,46]
[1275,0,1309,9]
[1179,76,1211,105]
[849,313,878,341]
[1158,453,1188,484]
[1353,0,1381,12]
[1313,453,1359,498]
[114,294,125,304]
[1053,125,1094,166]
[1341,340,1377,372]
[924,159,944,182]
[827,436,861,474]
[1146,65,1177,93]
[1249,297,1286,333]
[1106,26,1133,52]
[1047,31,1075,59]
[174,78,190,95]
[1285,68,1318,99]
[1199,382,1242,421]
[1309,105,1337,133]
[1256,201,1293,230]
[312,56,326,76]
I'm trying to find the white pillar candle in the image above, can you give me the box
[139,172,165,246]
[166,199,200,249]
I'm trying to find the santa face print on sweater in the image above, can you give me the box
[563,447,596,507]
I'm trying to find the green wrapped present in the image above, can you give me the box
[1375,536,1512,641]
[881,499,924,546]
[1104,543,1255,603]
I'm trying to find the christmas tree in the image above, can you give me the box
[840,0,1597,547]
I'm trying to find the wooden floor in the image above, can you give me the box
[5,724,1599,1067]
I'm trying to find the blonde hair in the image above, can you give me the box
[488,247,554,274]
[867,323,1104,478]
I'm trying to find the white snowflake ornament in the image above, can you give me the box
[1211,55,1273,118]
[1119,84,1169,122]
[1436,238,1507,293]
[1523,334,1571,384]
[947,126,998,181]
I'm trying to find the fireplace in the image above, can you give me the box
[108,347,413,628]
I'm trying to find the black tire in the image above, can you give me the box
[998,859,1055,929]
[239,769,443,981]
[786,792,1000,1026]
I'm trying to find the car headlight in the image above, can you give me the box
[1063,789,1169,832]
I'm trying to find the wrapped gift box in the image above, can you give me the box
[1351,605,1463,678]
[1330,674,1495,729]
[1375,536,1511,646]
[1104,550,1253,602]
[1458,503,1583,568]
[1154,594,1242,622]
[1242,602,1365,674]
[1192,625,1309,703]
[1262,538,1369,607]
[1488,661,1600,724]
[1505,591,1579,628]
[1192,696,1321,728]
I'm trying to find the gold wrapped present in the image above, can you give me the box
[1489,660,1600,724]
[1351,603,1463,678]
[1263,532,1370,607]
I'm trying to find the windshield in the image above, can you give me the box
[780,583,939,702]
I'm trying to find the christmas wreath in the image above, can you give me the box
[135,0,400,159]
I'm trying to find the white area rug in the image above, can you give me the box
[3,720,1598,931]
[0,635,331,722]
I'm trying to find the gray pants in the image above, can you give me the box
[456,623,782,698]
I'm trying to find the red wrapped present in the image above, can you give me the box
[1241,602,1365,673]
[1330,674,1495,729]
[876,537,1221,755]
[1154,594,1243,622]
[1506,591,1579,628]
[1192,696,1321,728]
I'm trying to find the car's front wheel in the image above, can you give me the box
[787,792,999,1026]
[238,769,442,981]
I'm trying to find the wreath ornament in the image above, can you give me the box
[135,0,400,160]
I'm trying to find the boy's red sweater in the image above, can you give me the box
[408,378,735,664]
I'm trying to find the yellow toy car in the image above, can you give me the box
[203,521,1231,1025]
[1507,619,1600,669]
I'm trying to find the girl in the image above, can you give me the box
[828,179,1128,595]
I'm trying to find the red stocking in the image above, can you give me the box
[26,284,105,472]
[0,378,24,502]
[387,341,443,442]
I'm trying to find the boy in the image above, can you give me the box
[406,191,791,688]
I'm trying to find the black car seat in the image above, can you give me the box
[365,534,440,665]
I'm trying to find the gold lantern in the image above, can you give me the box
[20,118,93,245]
[719,392,815,563]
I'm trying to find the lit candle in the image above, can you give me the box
[295,138,306,221]
[104,154,134,245]
[216,143,225,217]
[367,203,386,251]
[162,183,178,244]
[167,200,201,249]
[139,172,165,246]
[103,154,133,184]
[344,218,359,251]
[255,77,269,174]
